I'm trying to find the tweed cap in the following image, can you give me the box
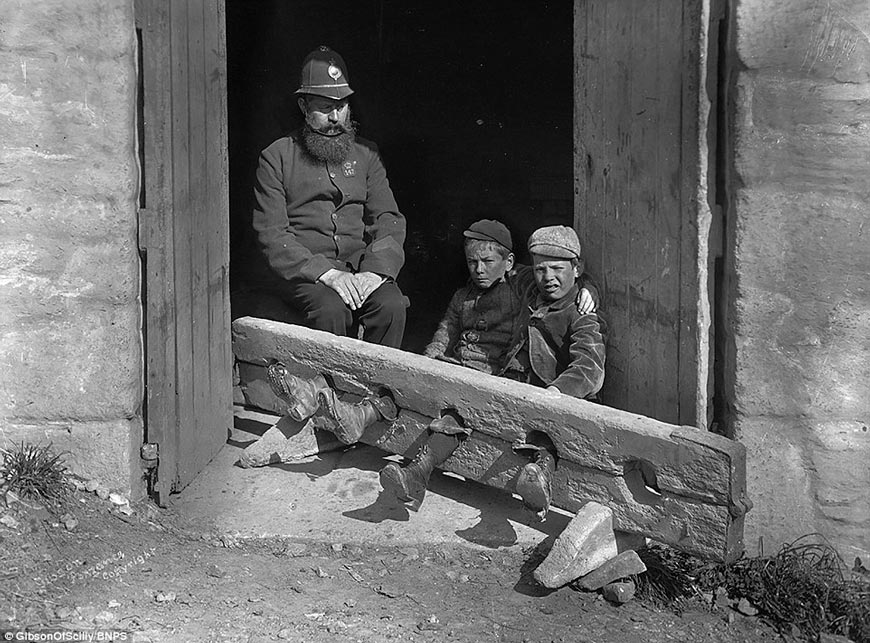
[527,225,582,259]
[295,46,354,100]
[463,219,513,251]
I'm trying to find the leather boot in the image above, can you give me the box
[266,361,328,422]
[379,418,463,507]
[516,448,556,521]
[315,389,398,445]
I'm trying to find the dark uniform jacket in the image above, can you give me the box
[500,283,606,400]
[252,130,406,284]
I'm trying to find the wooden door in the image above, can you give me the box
[574,0,710,427]
[136,0,232,503]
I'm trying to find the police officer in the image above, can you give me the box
[251,46,407,348]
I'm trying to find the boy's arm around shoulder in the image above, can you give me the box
[578,271,601,312]
[509,264,536,294]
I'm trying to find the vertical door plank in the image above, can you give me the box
[170,0,194,491]
[679,0,707,426]
[602,0,633,410]
[184,0,211,484]
[218,0,232,439]
[655,0,686,423]
[139,0,178,501]
[575,0,609,360]
[205,0,232,472]
[573,1,596,269]
[626,0,666,420]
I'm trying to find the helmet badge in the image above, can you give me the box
[327,63,343,81]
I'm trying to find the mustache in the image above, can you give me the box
[306,117,357,137]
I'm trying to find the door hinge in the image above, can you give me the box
[140,443,159,469]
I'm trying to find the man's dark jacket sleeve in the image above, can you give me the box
[359,146,405,277]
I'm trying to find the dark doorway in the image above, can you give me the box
[226,1,573,352]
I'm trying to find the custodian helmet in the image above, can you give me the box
[295,46,354,100]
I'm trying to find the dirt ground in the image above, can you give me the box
[0,487,790,643]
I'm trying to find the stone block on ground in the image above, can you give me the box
[602,580,636,604]
[575,550,647,591]
[238,416,342,468]
[533,502,640,588]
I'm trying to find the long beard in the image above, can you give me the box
[300,122,357,164]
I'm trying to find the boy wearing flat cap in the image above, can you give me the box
[379,219,600,514]
[498,225,607,518]
[502,225,606,397]
[424,219,526,372]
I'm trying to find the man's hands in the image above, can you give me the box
[354,272,386,303]
[318,269,385,310]
[578,287,596,314]
[318,269,361,308]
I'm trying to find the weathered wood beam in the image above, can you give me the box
[232,317,749,562]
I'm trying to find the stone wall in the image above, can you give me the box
[726,0,870,559]
[0,1,143,497]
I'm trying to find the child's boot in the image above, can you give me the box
[379,415,463,507]
[516,448,556,521]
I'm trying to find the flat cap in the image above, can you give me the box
[463,219,513,251]
[527,225,582,259]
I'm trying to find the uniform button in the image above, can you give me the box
[333,235,339,241]
[329,172,336,178]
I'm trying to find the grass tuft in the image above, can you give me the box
[634,542,706,611]
[634,536,870,642]
[0,441,70,509]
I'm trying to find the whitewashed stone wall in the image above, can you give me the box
[727,0,870,560]
[0,0,142,497]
